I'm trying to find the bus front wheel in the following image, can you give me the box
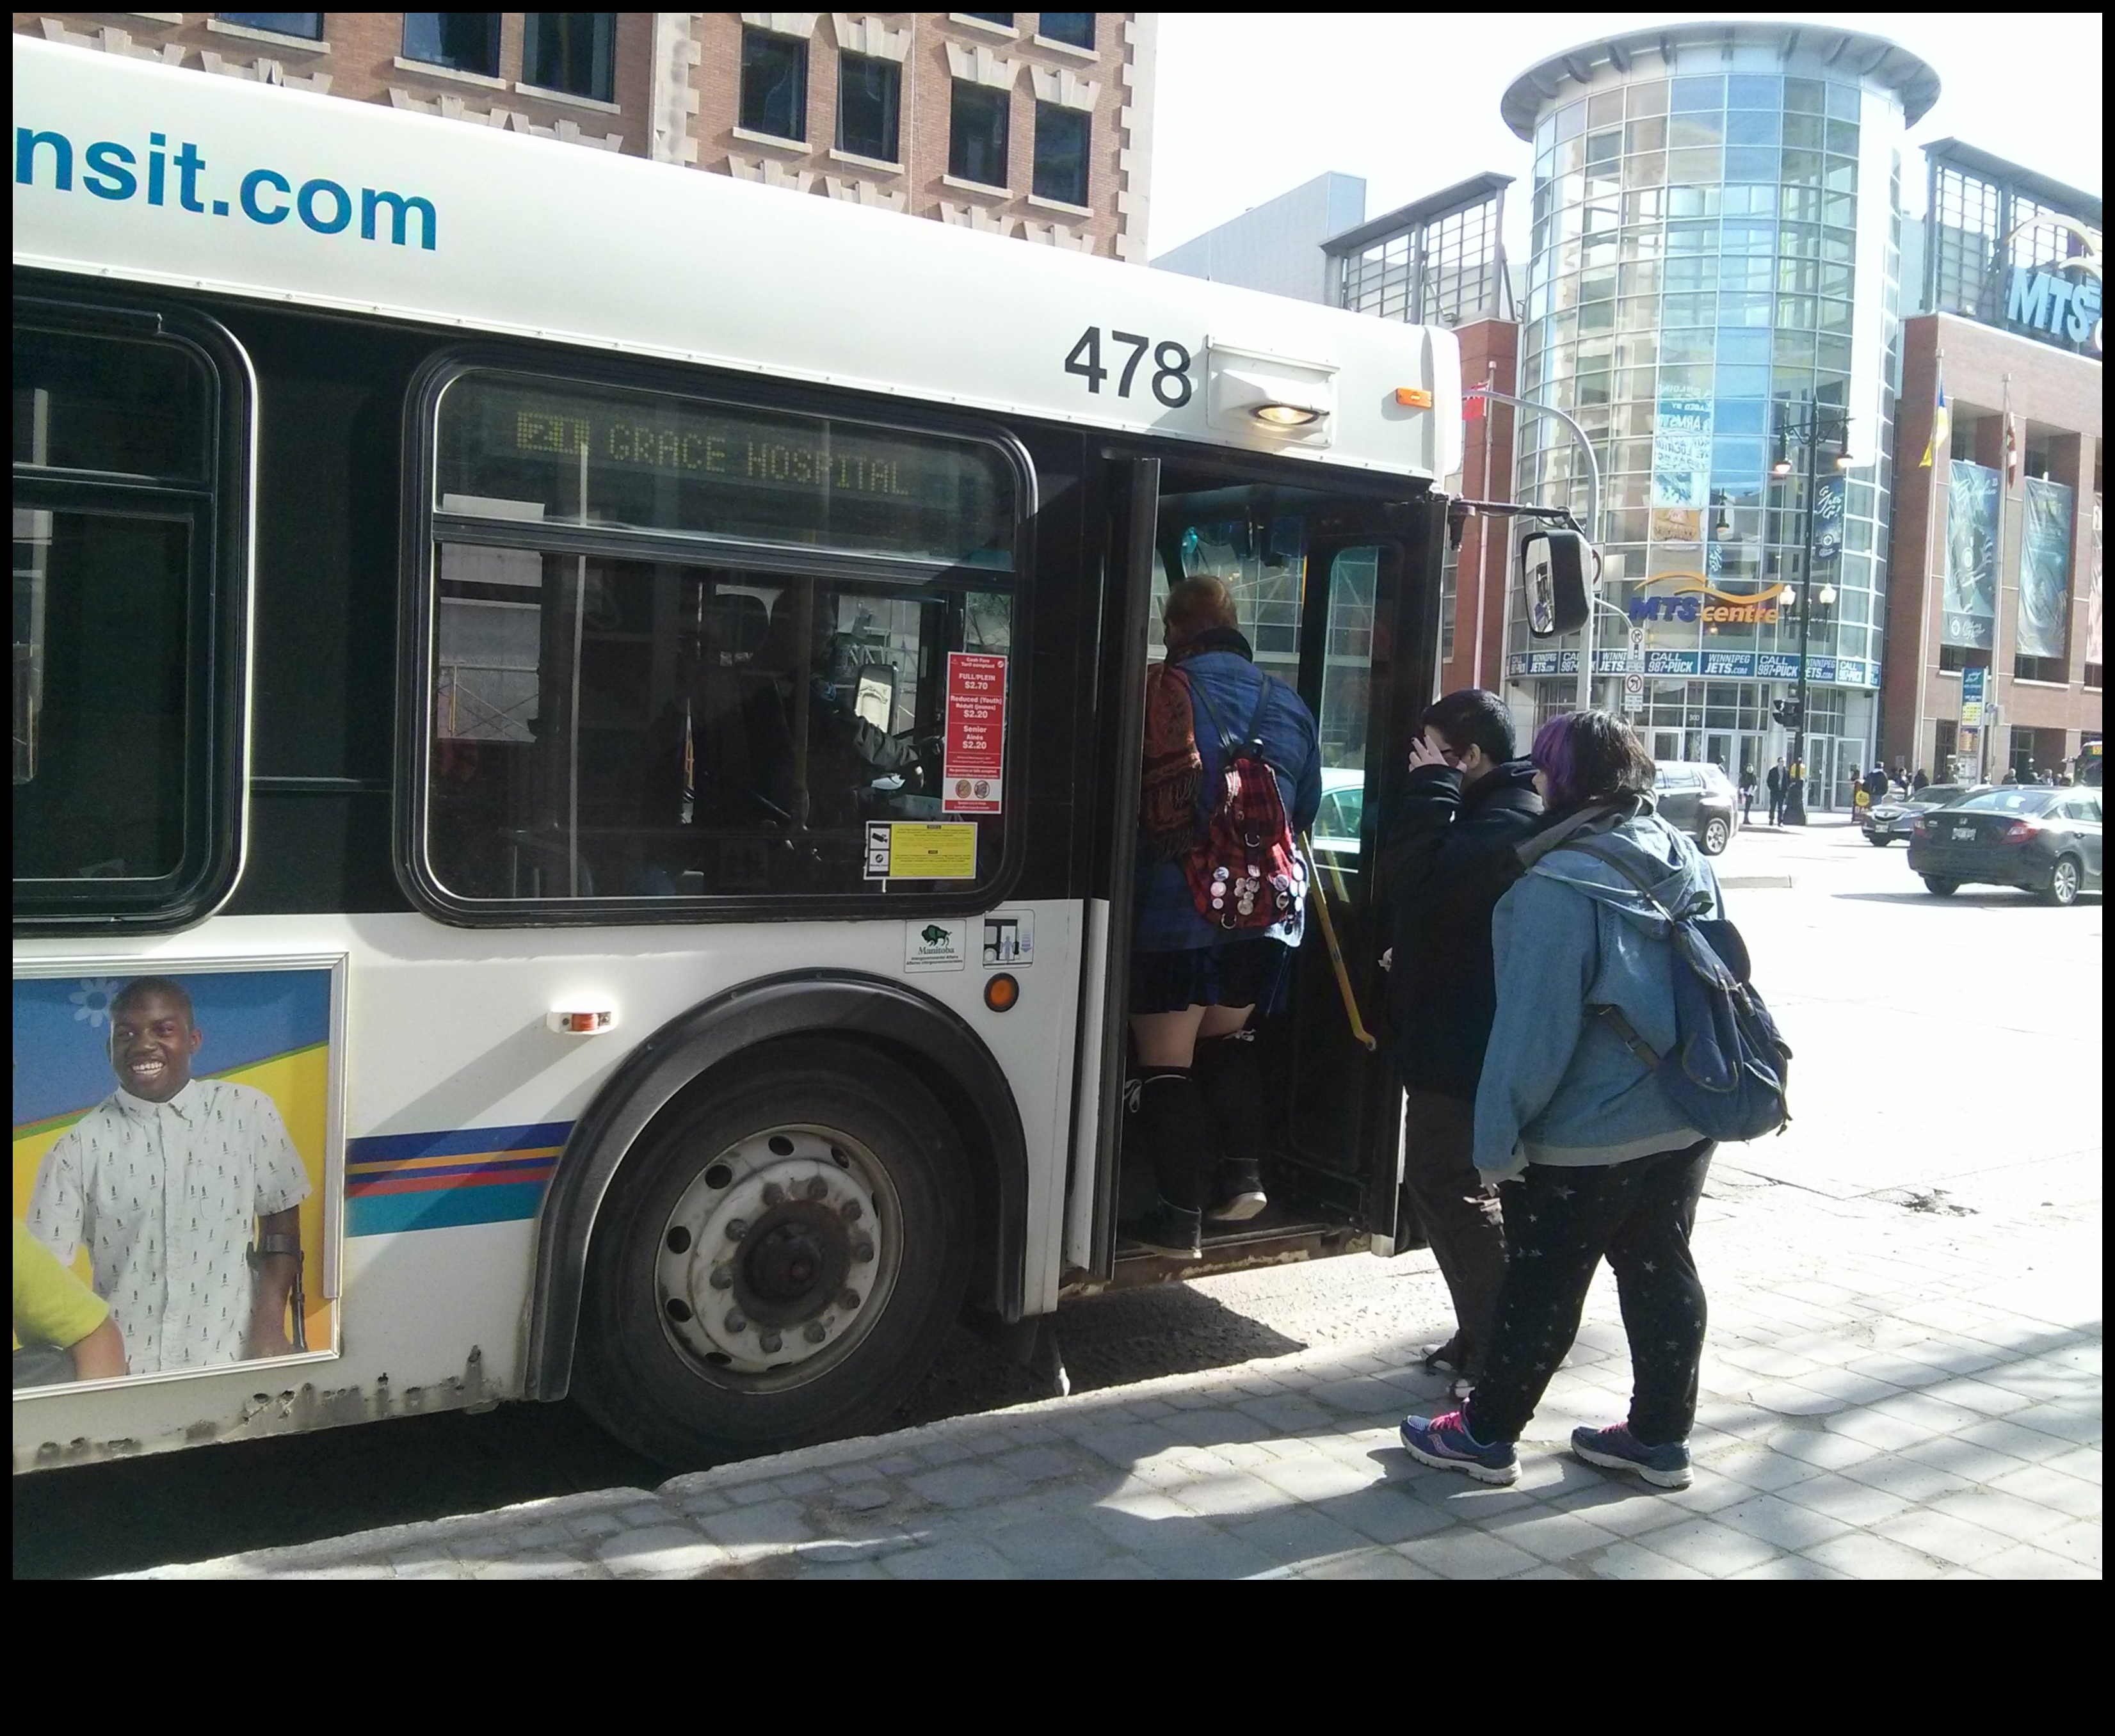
[575,1038,972,1465]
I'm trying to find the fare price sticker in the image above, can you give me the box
[942,652,1006,814]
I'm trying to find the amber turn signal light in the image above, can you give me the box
[1394,387,1435,409]
[983,973,1020,1012]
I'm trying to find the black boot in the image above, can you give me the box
[1122,1067,1207,1257]
[1196,1031,1270,1222]
[1130,1200,1203,1259]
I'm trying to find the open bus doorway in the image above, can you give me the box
[1089,463,1445,1287]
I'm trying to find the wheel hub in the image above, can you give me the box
[655,1128,887,1376]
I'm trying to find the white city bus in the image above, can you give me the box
[12,35,1461,1468]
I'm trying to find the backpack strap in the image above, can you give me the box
[1186,668,1276,757]
[1568,836,1671,1070]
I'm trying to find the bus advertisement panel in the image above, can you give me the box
[13,960,344,1393]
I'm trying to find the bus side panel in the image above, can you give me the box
[13,903,1084,1467]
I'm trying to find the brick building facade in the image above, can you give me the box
[1884,312,2102,783]
[14,12,1154,258]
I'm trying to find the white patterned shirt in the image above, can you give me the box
[27,1078,312,1375]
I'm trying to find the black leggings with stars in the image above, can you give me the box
[1463,1139,1715,1449]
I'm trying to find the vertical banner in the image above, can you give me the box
[941,651,1006,815]
[1959,664,1988,727]
[1811,475,1846,563]
[14,960,344,1393]
[2016,477,2075,660]
[1650,393,1713,543]
[1943,460,1999,650]
[2087,493,2104,670]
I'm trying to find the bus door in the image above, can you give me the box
[1072,461,1442,1280]
[1267,518,1440,1245]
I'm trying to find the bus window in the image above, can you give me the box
[427,559,1012,902]
[12,314,245,926]
[1312,547,1377,888]
[415,369,1026,915]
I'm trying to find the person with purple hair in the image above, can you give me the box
[1400,711,1725,1491]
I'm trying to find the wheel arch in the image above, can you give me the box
[525,970,1027,1399]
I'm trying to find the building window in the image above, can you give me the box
[524,13,615,102]
[949,83,1010,188]
[1032,104,1089,206]
[1038,13,1095,49]
[962,12,1015,26]
[837,51,901,163]
[216,13,322,37]
[2014,654,2067,684]
[740,27,808,141]
[402,14,502,78]
[1438,541,1458,664]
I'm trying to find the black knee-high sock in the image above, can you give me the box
[1193,1032,1267,1175]
[1130,1067,1206,1210]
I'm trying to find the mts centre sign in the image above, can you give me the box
[1627,574,1789,625]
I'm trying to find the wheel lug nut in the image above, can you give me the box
[840,1289,862,1310]
[806,1177,830,1202]
[853,1240,875,1264]
[803,1321,828,1344]
[761,1182,785,1207]
[725,1218,748,1242]
[758,1330,783,1353]
[723,1312,747,1334]
[840,1200,864,1223]
[709,1266,734,1290]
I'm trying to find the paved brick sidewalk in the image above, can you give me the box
[136,1168,2100,1579]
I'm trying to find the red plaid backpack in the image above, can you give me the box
[1181,674,1306,931]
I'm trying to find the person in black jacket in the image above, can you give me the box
[1376,689,1543,1385]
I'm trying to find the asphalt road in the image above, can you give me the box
[15,815,2102,1578]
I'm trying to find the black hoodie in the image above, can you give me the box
[1374,757,1544,1102]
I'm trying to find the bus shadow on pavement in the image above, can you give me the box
[898,1286,1309,1429]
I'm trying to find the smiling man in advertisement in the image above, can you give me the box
[24,976,312,1376]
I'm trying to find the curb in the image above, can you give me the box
[1719,873,1796,890]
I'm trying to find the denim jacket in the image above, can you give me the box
[1472,805,1724,1178]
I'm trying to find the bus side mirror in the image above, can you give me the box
[1521,530,1591,639]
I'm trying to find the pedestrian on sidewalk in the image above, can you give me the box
[1401,711,1723,1491]
[1737,766,1757,824]
[1374,689,1543,1388]
[1765,757,1786,825]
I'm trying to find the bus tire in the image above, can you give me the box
[574,1038,972,1465]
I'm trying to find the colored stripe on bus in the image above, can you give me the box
[343,1121,572,1236]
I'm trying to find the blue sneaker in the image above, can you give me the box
[1399,1410,1518,1484]
[1570,1422,1693,1490]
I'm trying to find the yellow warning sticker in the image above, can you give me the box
[864,821,978,880]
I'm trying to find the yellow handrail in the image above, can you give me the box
[1299,833,1377,1053]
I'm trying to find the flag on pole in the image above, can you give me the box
[2003,403,2020,488]
[1920,360,1949,468]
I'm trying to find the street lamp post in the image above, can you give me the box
[1773,403,1851,826]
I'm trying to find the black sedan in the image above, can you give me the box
[1863,782,1988,846]
[1907,786,2103,905]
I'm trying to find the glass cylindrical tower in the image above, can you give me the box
[1500,25,1939,810]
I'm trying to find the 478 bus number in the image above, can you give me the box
[1063,326,1193,408]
